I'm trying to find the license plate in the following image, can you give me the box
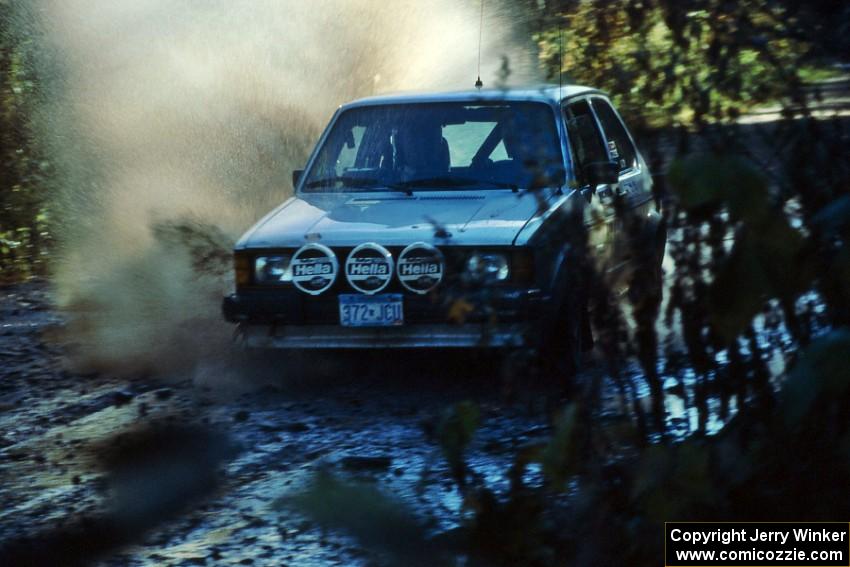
[339,294,403,327]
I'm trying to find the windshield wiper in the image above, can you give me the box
[303,175,385,190]
[390,176,519,192]
[304,174,519,194]
[303,176,420,195]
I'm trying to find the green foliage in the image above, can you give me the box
[535,0,808,127]
[0,9,51,280]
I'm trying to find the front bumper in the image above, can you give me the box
[223,286,546,349]
[237,322,527,349]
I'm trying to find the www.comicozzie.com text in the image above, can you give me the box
[670,527,848,546]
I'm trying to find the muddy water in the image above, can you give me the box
[1,282,558,566]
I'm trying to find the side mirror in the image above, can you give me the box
[583,160,619,186]
[292,169,304,188]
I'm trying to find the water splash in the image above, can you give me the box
[21,0,539,373]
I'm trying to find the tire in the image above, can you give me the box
[537,287,584,387]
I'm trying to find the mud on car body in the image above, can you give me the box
[223,85,665,375]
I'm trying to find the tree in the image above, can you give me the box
[0,4,50,280]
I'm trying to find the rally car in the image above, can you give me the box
[222,85,665,376]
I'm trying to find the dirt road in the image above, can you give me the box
[0,281,560,566]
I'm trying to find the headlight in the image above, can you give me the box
[466,252,510,283]
[254,255,292,283]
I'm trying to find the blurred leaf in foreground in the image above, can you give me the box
[437,401,480,489]
[278,472,442,567]
[669,154,812,340]
[668,154,769,222]
[539,403,579,489]
[780,328,850,428]
[0,422,233,567]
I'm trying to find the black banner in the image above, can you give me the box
[665,522,850,566]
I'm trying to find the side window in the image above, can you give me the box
[564,100,608,171]
[591,98,637,171]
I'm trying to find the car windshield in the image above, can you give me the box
[302,101,563,192]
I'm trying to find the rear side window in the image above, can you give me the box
[592,98,637,171]
[564,100,608,168]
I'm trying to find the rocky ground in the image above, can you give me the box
[0,280,562,566]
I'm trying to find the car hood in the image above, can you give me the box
[237,190,552,249]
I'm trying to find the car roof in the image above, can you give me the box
[341,84,604,109]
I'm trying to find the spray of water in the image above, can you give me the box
[21,0,539,374]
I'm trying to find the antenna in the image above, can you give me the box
[475,0,484,89]
[558,19,563,98]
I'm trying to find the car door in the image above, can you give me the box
[562,97,619,275]
[589,96,655,278]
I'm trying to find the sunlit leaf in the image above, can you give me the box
[447,298,474,324]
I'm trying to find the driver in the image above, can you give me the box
[393,119,449,181]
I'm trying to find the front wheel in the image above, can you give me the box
[537,289,585,388]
